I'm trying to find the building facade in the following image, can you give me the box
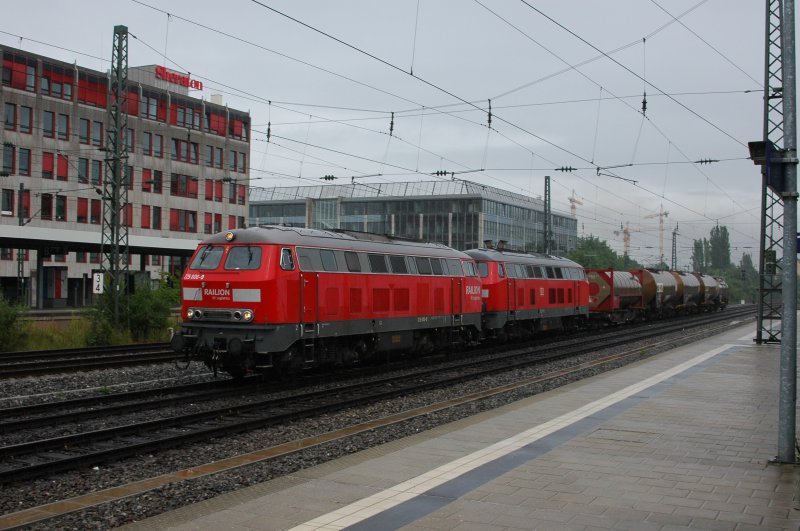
[249,180,578,254]
[1,46,250,307]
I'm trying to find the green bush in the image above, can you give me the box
[0,296,24,351]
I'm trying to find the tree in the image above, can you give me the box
[692,239,705,273]
[709,225,731,270]
[567,235,639,269]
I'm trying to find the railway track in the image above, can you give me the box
[0,343,179,378]
[0,307,753,485]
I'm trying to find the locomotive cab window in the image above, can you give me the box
[545,266,555,279]
[280,248,295,271]
[190,245,223,270]
[225,246,262,270]
[463,261,478,277]
[476,261,489,278]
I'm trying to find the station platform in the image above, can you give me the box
[124,321,800,530]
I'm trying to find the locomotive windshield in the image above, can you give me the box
[190,245,224,270]
[225,245,262,270]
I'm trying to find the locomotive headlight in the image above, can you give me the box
[187,308,195,319]
[193,309,203,320]
[243,310,254,322]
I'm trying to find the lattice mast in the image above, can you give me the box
[756,0,785,344]
[100,25,130,324]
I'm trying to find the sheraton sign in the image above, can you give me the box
[155,65,203,91]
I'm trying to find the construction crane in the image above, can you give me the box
[614,222,640,265]
[645,204,669,266]
[568,189,583,217]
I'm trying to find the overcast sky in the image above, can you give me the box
[0,1,773,268]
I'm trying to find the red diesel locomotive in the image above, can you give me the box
[464,249,590,339]
[171,225,483,377]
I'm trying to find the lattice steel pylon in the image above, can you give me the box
[100,25,130,325]
[756,0,785,344]
[543,175,552,254]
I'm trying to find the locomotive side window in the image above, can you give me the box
[389,255,408,274]
[296,247,315,271]
[368,253,388,273]
[280,248,295,271]
[320,249,338,271]
[498,264,506,278]
[344,251,361,272]
[225,246,262,270]
[554,268,564,279]
[406,256,419,275]
[430,258,444,275]
[415,257,432,275]
[446,259,462,276]
[545,266,555,279]
[476,262,489,278]
[462,261,478,277]
[190,245,223,270]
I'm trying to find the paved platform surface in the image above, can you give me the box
[123,321,800,530]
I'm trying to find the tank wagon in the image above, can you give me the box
[587,268,729,323]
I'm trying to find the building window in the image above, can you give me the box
[18,148,30,176]
[151,170,162,193]
[141,204,151,229]
[91,121,102,146]
[57,154,68,181]
[42,151,54,179]
[154,134,163,157]
[57,113,69,140]
[2,189,14,216]
[170,173,198,198]
[171,138,198,163]
[78,72,107,107]
[123,165,134,189]
[77,197,88,223]
[91,160,102,185]
[0,248,12,260]
[237,152,246,173]
[152,205,161,229]
[4,102,15,130]
[126,128,134,152]
[90,199,101,224]
[2,52,37,92]
[19,106,32,134]
[215,147,223,169]
[43,111,54,138]
[78,158,88,183]
[55,195,67,221]
[143,131,152,156]
[204,145,213,167]
[228,115,248,141]
[41,63,73,101]
[169,208,196,233]
[40,193,53,221]
[2,144,14,175]
[79,118,90,143]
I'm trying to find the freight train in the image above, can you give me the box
[170,225,727,378]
